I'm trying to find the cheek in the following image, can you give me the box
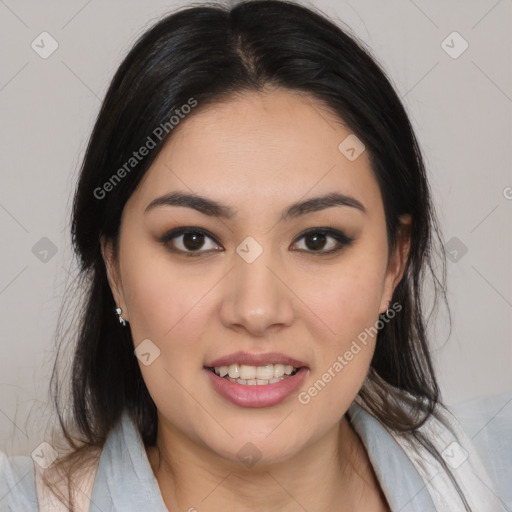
[300,254,386,345]
[294,251,386,414]
[120,251,215,437]
[120,246,211,357]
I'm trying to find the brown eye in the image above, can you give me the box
[304,232,329,251]
[291,228,354,255]
[159,227,222,257]
[181,232,206,251]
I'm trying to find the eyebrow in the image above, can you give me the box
[144,190,366,221]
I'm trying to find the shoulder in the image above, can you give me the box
[447,388,512,509]
[0,451,38,511]
[1,443,102,512]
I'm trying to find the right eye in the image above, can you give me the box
[158,227,223,257]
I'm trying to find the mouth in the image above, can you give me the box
[206,363,301,386]
[203,351,309,407]
[204,363,308,408]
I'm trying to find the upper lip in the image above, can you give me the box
[206,351,307,369]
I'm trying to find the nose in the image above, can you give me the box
[219,247,295,337]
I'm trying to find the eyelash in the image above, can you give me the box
[158,226,355,258]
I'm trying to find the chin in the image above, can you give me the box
[199,422,313,469]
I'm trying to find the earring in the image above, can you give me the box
[381,300,391,317]
[115,307,127,326]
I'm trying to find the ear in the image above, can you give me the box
[100,235,129,321]
[379,214,412,314]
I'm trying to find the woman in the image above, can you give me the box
[1,1,510,510]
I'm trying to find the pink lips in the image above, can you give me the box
[204,351,309,408]
[205,367,308,407]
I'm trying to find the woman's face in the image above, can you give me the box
[102,88,410,465]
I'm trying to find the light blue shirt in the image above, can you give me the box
[1,389,511,511]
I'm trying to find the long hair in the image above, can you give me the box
[45,0,464,508]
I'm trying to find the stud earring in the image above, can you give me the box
[115,307,127,326]
[381,300,391,318]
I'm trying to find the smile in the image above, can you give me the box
[209,363,299,385]
[204,365,308,408]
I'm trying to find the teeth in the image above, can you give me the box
[273,364,285,377]
[212,363,301,385]
[240,365,256,380]
[228,364,240,378]
[225,375,291,385]
[256,365,274,380]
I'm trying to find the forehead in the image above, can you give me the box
[127,89,382,218]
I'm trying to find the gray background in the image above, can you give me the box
[0,0,511,455]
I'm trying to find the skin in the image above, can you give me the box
[102,88,411,512]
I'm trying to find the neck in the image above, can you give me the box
[146,413,389,512]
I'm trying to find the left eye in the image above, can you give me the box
[291,228,354,254]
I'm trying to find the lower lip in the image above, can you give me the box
[204,367,308,408]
